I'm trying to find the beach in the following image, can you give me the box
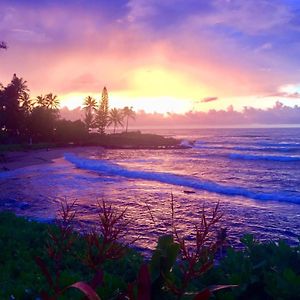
[0,146,102,171]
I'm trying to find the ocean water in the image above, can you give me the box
[1,128,300,254]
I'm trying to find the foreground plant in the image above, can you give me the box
[122,197,236,300]
[206,234,300,299]
[169,199,223,299]
[35,201,98,299]
[35,200,140,299]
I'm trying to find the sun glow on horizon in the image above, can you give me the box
[60,91,194,114]
[59,66,213,114]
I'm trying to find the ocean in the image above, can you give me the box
[1,127,300,254]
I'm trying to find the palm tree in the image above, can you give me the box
[123,106,135,132]
[83,96,97,130]
[36,95,47,107]
[108,108,124,134]
[45,93,59,110]
[19,92,33,112]
[83,96,97,112]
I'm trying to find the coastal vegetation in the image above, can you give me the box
[0,201,299,299]
[0,74,179,150]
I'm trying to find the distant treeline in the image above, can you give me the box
[0,74,135,145]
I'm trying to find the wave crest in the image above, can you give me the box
[65,153,300,204]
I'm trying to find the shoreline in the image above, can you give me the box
[0,144,186,172]
[0,146,99,172]
[0,132,184,172]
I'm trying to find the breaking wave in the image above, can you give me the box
[65,153,300,204]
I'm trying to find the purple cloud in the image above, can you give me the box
[60,102,300,126]
[267,92,300,99]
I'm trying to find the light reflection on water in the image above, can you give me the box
[1,128,300,254]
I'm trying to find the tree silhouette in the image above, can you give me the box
[54,119,87,143]
[0,74,29,137]
[36,95,47,107]
[19,92,33,113]
[45,93,59,110]
[83,95,97,111]
[0,74,65,144]
[11,74,29,97]
[19,92,34,139]
[123,106,136,132]
[95,87,109,134]
[83,96,97,130]
[108,108,123,134]
[28,107,58,142]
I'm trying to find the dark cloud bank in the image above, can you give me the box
[61,101,300,127]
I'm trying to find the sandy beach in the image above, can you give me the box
[0,146,102,171]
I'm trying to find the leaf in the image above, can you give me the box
[192,285,238,300]
[127,282,135,300]
[193,288,211,300]
[67,282,101,300]
[40,291,54,300]
[35,256,54,289]
[209,284,238,292]
[240,234,255,248]
[137,264,151,300]
[150,234,180,279]
[90,269,104,289]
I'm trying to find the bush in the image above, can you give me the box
[203,234,300,299]
[2,201,299,299]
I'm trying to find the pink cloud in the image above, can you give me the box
[200,96,218,103]
[60,102,300,126]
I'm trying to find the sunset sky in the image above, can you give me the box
[1,0,300,114]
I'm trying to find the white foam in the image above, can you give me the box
[180,140,193,148]
[65,153,300,204]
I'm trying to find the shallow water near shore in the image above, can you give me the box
[1,128,300,254]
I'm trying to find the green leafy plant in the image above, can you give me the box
[204,234,300,299]
[122,197,235,300]
[2,205,299,300]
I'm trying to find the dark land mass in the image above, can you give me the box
[0,132,183,171]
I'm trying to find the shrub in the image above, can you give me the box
[204,234,300,299]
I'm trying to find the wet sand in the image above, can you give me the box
[0,146,103,171]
